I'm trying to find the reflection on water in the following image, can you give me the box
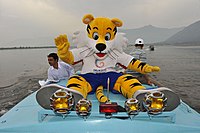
[0,45,200,113]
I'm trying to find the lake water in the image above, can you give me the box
[0,48,57,87]
[146,45,200,112]
[0,45,200,113]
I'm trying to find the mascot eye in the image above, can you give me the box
[105,33,111,41]
[92,32,99,40]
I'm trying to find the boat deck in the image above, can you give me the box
[0,88,200,133]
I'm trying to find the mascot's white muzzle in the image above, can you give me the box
[88,38,115,60]
[95,43,107,58]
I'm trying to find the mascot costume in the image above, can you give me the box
[54,14,160,103]
[36,14,180,113]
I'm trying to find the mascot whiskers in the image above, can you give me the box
[55,14,160,103]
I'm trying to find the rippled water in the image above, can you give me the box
[0,45,200,114]
[145,45,200,112]
[0,48,57,87]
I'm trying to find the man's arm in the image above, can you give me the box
[47,69,54,80]
[62,62,74,77]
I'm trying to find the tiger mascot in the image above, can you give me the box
[54,14,160,103]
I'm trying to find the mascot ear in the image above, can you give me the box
[82,14,94,24]
[111,18,123,27]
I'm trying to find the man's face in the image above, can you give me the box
[135,44,143,49]
[48,57,57,66]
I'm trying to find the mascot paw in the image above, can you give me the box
[54,34,70,51]
[144,66,160,73]
[152,66,160,72]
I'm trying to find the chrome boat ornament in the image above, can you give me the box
[76,98,92,120]
[125,98,140,117]
[50,89,74,117]
[143,91,167,115]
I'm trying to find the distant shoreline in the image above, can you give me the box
[0,45,79,50]
[0,46,56,50]
[1,43,199,50]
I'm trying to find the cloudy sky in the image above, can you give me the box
[0,0,200,43]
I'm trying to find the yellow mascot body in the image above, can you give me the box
[55,14,160,102]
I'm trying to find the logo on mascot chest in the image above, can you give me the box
[95,59,105,68]
[82,14,123,60]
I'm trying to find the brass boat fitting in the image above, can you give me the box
[50,89,74,116]
[143,91,167,115]
[125,98,140,116]
[76,98,92,119]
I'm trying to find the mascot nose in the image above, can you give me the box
[96,43,106,52]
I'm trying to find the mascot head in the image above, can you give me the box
[82,14,123,60]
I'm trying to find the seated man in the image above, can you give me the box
[130,38,147,63]
[126,38,149,84]
[47,53,74,81]
[126,38,147,74]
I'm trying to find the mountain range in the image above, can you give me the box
[165,20,200,44]
[119,25,184,44]
[120,19,200,45]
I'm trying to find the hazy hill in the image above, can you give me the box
[119,25,184,44]
[165,20,200,44]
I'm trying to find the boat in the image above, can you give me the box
[0,75,200,133]
[149,45,155,51]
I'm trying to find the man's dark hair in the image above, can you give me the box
[47,53,59,61]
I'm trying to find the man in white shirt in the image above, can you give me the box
[47,53,74,81]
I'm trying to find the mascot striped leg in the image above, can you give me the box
[114,74,145,99]
[66,75,92,98]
